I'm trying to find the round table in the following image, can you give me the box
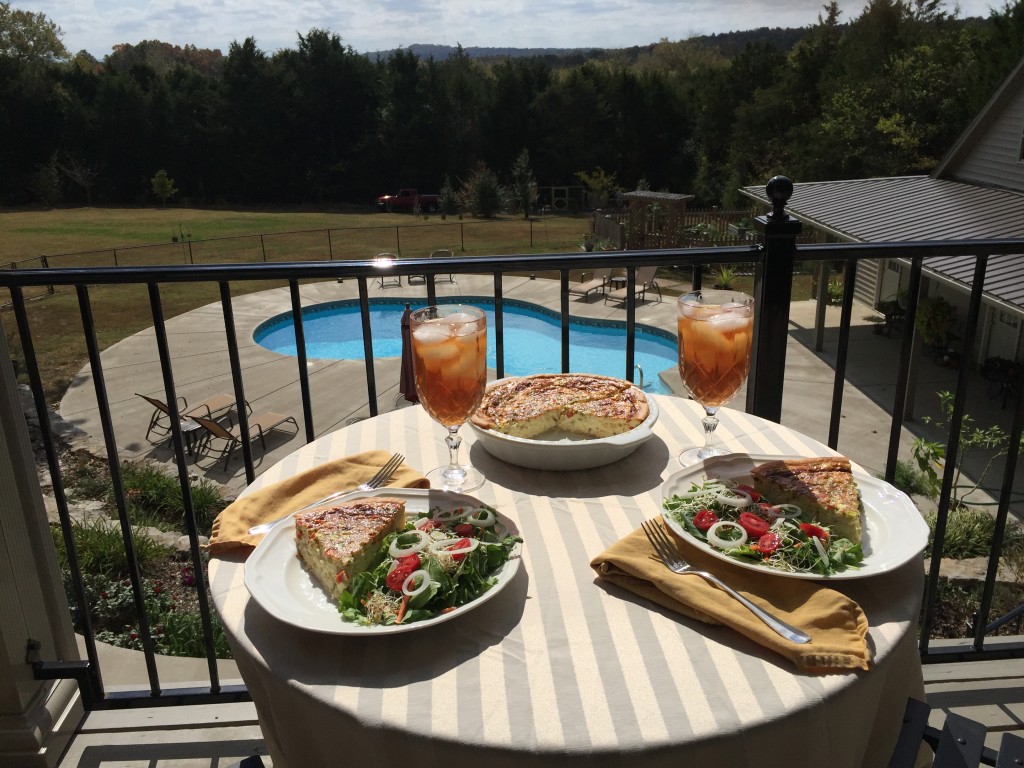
[209,394,925,768]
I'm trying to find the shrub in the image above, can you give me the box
[712,264,736,289]
[882,459,934,498]
[438,175,459,216]
[924,505,1024,559]
[112,460,226,535]
[52,517,172,578]
[458,162,504,217]
[827,276,844,305]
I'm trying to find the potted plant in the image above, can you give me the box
[915,295,958,349]
[712,265,736,289]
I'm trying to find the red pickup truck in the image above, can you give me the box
[376,188,440,213]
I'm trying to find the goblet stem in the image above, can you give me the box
[701,406,720,454]
[679,405,728,465]
[442,426,467,486]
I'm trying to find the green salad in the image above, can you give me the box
[338,505,522,626]
[662,478,863,576]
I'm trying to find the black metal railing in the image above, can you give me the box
[3,190,1024,711]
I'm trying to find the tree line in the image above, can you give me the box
[1,0,1022,211]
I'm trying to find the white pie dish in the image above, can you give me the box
[468,381,659,471]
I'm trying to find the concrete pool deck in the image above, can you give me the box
[56,271,988,500]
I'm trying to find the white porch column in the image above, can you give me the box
[0,329,83,767]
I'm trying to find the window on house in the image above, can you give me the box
[997,309,1020,329]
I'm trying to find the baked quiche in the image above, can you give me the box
[470,373,649,438]
[294,497,406,600]
[749,456,863,544]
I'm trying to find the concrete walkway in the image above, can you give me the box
[57,272,1019,507]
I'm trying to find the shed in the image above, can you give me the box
[621,191,695,250]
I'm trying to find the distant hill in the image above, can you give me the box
[365,29,813,63]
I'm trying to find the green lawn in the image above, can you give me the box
[1,207,589,403]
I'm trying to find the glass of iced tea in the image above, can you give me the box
[677,289,754,465]
[410,305,488,491]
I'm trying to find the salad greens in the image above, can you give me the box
[662,478,863,576]
[338,505,522,626]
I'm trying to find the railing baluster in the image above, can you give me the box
[919,254,990,651]
[12,286,105,702]
[289,279,315,443]
[827,260,858,449]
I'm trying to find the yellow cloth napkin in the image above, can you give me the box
[207,450,430,554]
[590,519,871,673]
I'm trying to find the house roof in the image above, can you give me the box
[740,175,1024,309]
[934,55,1024,182]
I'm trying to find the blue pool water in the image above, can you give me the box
[254,296,678,395]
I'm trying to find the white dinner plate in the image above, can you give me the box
[244,488,522,634]
[469,377,659,471]
[660,452,930,580]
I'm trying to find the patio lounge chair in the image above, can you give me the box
[430,248,457,283]
[568,267,613,301]
[374,253,402,288]
[137,392,242,443]
[191,411,299,470]
[605,266,662,305]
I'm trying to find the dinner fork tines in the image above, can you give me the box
[640,519,811,644]
[247,452,405,536]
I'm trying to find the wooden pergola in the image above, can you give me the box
[622,190,695,249]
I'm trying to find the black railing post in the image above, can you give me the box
[747,175,801,422]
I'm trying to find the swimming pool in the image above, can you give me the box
[253,296,679,395]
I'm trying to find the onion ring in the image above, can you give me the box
[402,569,431,597]
[811,534,830,566]
[431,537,480,556]
[388,529,431,558]
[705,521,748,550]
[764,503,802,519]
[467,508,496,527]
[716,489,752,508]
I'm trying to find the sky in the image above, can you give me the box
[19,0,1000,58]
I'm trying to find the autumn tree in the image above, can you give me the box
[0,2,67,62]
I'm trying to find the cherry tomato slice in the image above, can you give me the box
[735,484,761,503]
[693,509,719,532]
[738,511,770,538]
[386,553,421,591]
[754,531,783,555]
[450,538,473,561]
[799,522,830,541]
[454,523,475,537]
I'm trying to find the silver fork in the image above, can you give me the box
[247,452,405,535]
[640,519,811,644]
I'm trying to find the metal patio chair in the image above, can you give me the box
[568,266,613,301]
[604,266,661,305]
[137,392,242,443]
[191,411,299,470]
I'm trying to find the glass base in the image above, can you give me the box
[678,445,729,466]
[426,463,485,493]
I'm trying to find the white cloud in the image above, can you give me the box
[12,0,1002,58]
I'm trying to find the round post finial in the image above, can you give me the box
[766,175,793,220]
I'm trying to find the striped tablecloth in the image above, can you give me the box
[209,394,925,768]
